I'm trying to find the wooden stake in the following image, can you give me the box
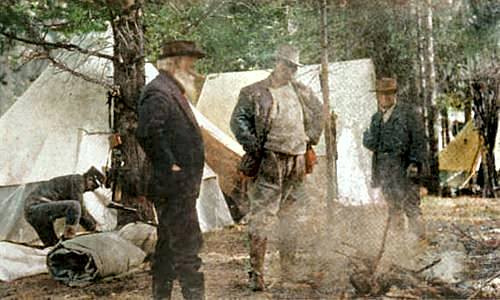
[319,0,337,215]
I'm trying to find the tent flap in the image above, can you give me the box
[439,121,482,173]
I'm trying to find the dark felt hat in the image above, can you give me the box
[158,40,206,59]
[84,166,105,186]
[372,77,397,93]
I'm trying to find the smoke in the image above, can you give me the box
[259,157,423,293]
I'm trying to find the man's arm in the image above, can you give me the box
[407,108,430,181]
[230,88,259,153]
[73,178,98,232]
[363,113,382,152]
[136,91,177,171]
[409,111,427,165]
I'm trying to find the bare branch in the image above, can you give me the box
[451,223,492,250]
[414,258,441,274]
[180,0,228,35]
[45,52,115,90]
[467,270,500,300]
[372,213,391,274]
[41,20,71,30]
[0,31,116,62]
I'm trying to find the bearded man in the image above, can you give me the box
[136,40,206,300]
[230,45,323,291]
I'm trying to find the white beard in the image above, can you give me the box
[174,70,203,103]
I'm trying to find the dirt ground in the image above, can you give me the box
[1,196,499,299]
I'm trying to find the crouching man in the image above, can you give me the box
[24,166,104,247]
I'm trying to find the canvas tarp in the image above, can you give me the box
[117,222,157,257]
[196,59,378,204]
[0,223,158,282]
[47,232,146,287]
[0,241,51,282]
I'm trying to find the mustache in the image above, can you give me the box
[185,68,205,81]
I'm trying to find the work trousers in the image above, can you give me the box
[247,150,308,241]
[377,155,422,220]
[25,200,82,246]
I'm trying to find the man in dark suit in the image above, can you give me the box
[136,40,206,300]
[363,77,428,240]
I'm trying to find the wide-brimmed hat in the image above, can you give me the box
[158,40,206,60]
[372,77,397,93]
[84,166,105,187]
[275,44,303,67]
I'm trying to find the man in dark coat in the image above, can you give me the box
[230,45,323,291]
[24,166,104,247]
[136,40,206,300]
[363,77,428,239]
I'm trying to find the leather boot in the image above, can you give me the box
[62,224,78,240]
[180,272,205,300]
[152,279,173,300]
[279,238,297,282]
[248,233,267,291]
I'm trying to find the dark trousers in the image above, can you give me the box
[25,200,82,246]
[151,192,204,299]
[383,182,421,219]
[377,155,422,219]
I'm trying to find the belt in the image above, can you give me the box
[265,150,301,160]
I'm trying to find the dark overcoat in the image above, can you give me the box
[363,103,428,189]
[136,71,205,199]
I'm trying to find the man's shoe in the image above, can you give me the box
[153,280,173,300]
[180,272,205,300]
[62,224,78,240]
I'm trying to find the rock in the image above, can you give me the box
[423,251,466,284]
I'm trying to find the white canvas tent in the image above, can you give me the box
[0,37,116,243]
[0,32,233,246]
[438,120,500,189]
[196,59,378,204]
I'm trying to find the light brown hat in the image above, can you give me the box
[158,40,206,60]
[275,44,303,67]
[373,77,397,93]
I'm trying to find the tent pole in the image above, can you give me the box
[319,0,337,214]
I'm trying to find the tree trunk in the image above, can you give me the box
[319,0,337,211]
[441,107,450,148]
[472,79,498,197]
[423,0,440,194]
[110,3,155,226]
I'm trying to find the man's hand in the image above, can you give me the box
[171,164,181,172]
[406,163,419,179]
